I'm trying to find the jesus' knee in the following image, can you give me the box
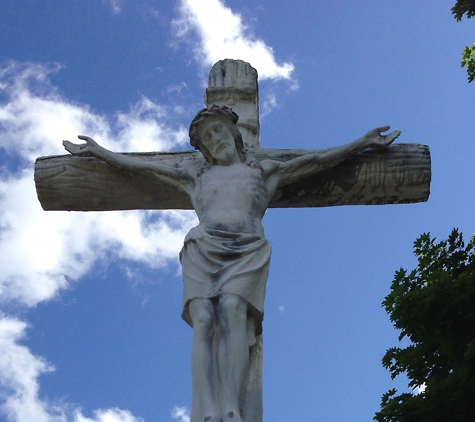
[189,298,214,336]
[218,294,247,330]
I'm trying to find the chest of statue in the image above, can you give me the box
[193,163,267,216]
[199,163,260,194]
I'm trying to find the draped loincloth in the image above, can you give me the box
[180,224,271,337]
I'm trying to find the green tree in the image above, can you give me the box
[452,0,475,82]
[374,229,475,422]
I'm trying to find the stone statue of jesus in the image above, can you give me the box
[63,105,400,422]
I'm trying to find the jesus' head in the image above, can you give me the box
[189,105,245,165]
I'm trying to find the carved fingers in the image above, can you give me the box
[62,135,99,156]
[366,126,401,149]
[77,135,99,146]
[384,130,401,146]
[62,140,81,155]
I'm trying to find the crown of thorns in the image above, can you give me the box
[189,105,239,149]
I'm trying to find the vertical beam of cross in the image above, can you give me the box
[205,59,260,149]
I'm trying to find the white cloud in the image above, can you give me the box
[0,61,195,420]
[167,82,189,95]
[102,0,124,14]
[0,316,64,422]
[173,0,294,81]
[115,98,189,152]
[171,406,190,422]
[74,407,143,422]
[0,315,144,422]
[261,93,278,119]
[0,61,195,309]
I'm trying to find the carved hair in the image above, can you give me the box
[189,104,245,164]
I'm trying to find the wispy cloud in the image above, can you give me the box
[102,0,124,14]
[0,61,195,421]
[0,317,63,422]
[171,406,190,422]
[0,61,194,308]
[261,93,278,119]
[0,316,144,422]
[173,0,294,82]
[74,407,143,422]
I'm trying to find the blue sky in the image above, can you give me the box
[0,1,474,421]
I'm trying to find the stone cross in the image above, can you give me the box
[34,59,431,422]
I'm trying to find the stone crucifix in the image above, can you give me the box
[35,60,431,422]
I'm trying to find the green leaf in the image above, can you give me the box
[376,229,475,421]
[451,0,475,21]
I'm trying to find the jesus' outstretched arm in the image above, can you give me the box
[63,135,194,192]
[265,126,400,188]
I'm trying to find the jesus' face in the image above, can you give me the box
[198,117,240,165]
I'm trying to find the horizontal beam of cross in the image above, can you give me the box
[34,143,430,212]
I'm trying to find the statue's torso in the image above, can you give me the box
[191,163,268,237]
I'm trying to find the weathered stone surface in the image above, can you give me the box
[266,143,431,207]
[35,143,430,212]
[205,59,260,149]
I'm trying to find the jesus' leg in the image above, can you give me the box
[188,298,220,422]
[218,294,249,422]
